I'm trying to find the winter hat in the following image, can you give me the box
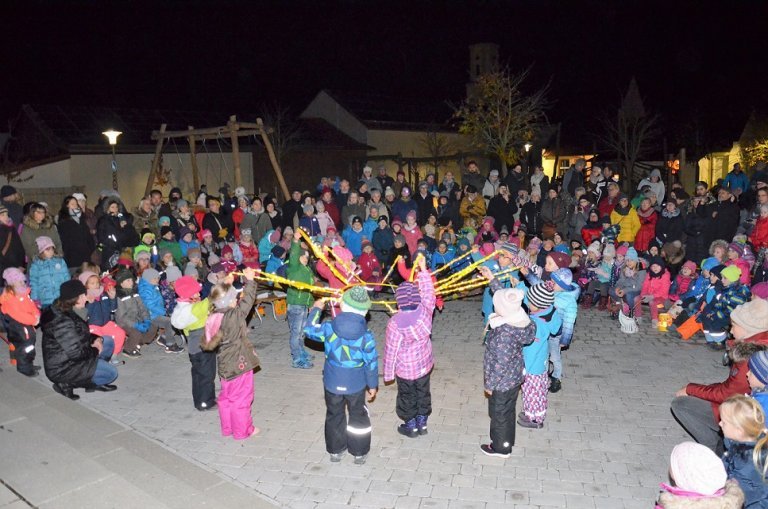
[527,237,542,252]
[616,245,629,257]
[499,242,518,257]
[625,247,639,262]
[59,279,86,301]
[648,256,665,272]
[721,265,741,284]
[158,216,171,226]
[178,227,192,240]
[142,268,160,282]
[0,185,17,198]
[221,245,234,258]
[406,210,417,222]
[752,282,768,300]
[158,248,173,261]
[0,205,7,216]
[77,270,99,286]
[395,282,421,311]
[491,288,530,327]
[269,229,281,243]
[174,275,202,300]
[352,216,363,226]
[603,244,616,259]
[341,286,371,315]
[710,265,725,279]
[115,269,134,286]
[176,199,188,209]
[165,265,182,283]
[2,268,26,287]
[587,241,602,256]
[160,226,174,238]
[377,216,388,225]
[480,242,495,256]
[731,299,768,337]
[749,351,768,385]
[548,252,571,269]
[551,268,573,291]
[271,245,286,258]
[728,242,744,257]
[361,239,373,251]
[187,247,201,260]
[35,236,55,254]
[234,186,246,198]
[302,203,314,213]
[393,234,406,245]
[701,257,720,272]
[669,441,727,496]
[391,217,403,228]
[201,229,213,238]
[681,260,697,274]
[528,282,555,309]
[184,264,199,277]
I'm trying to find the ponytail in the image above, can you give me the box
[753,432,768,481]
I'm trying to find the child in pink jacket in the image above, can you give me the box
[639,256,671,327]
[726,243,751,285]
[383,257,436,438]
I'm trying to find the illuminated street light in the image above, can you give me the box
[102,130,122,191]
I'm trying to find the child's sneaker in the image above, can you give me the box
[122,348,141,358]
[415,415,428,435]
[329,452,345,463]
[292,358,314,369]
[155,334,167,347]
[549,377,562,393]
[517,414,544,429]
[398,418,419,438]
[165,343,184,354]
[300,350,316,361]
[480,443,510,458]
[353,454,367,465]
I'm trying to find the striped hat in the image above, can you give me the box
[395,282,421,310]
[749,350,768,385]
[341,286,371,315]
[528,282,555,309]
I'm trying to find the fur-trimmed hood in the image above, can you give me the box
[729,341,767,363]
[22,213,54,230]
[657,479,744,509]
[662,240,686,265]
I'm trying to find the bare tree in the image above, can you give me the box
[418,125,456,179]
[596,78,660,190]
[453,67,549,175]
[256,102,302,168]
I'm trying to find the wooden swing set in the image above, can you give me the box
[145,115,290,200]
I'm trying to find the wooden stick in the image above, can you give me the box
[229,115,242,188]
[257,117,290,200]
[145,123,167,198]
[188,126,200,192]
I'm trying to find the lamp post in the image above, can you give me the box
[102,129,122,191]
[524,142,532,176]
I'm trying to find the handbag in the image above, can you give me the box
[677,313,703,341]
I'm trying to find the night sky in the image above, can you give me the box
[2,0,767,149]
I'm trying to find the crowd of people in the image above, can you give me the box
[2,157,768,503]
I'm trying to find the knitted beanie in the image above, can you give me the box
[749,351,768,385]
[548,252,571,269]
[395,282,421,310]
[721,265,741,284]
[603,244,616,258]
[499,242,519,256]
[77,270,99,286]
[174,275,202,300]
[142,268,160,282]
[165,266,182,283]
[115,269,134,286]
[60,279,86,301]
[625,247,639,262]
[341,286,371,315]
[528,282,555,309]
[681,260,697,274]
[669,441,727,496]
[36,236,55,254]
[731,299,768,338]
[616,245,629,257]
[551,268,573,291]
[701,257,720,272]
[2,267,26,287]
[752,282,768,300]
[728,242,744,257]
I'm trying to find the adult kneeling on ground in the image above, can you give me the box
[41,280,118,400]
[670,298,768,454]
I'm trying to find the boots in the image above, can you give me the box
[580,295,593,309]
[52,382,80,401]
[398,418,419,438]
[591,291,600,308]
[598,296,608,311]
[415,415,428,436]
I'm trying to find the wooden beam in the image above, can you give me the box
[151,126,272,141]
[188,126,200,193]
[257,117,290,200]
[229,115,242,188]
[145,123,167,198]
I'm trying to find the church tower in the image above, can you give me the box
[466,43,499,98]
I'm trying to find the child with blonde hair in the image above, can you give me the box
[719,395,768,506]
[201,267,260,439]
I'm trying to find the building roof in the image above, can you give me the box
[322,90,456,131]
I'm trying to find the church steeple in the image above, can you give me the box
[466,43,499,98]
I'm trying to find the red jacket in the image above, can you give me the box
[686,332,768,420]
[640,270,671,302]
[597,196,618,219]
[581,225,602,247]
[749,216,768,250]
[634,209,658,253]
[357,252,381,281]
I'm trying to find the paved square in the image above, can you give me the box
[75,298,724,508]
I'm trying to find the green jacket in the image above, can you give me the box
[157,239,183,266]
[286,240,315,307]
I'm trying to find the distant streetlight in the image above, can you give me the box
[102,129,122,191]
[524,142,533,174]
[524,142,532,152]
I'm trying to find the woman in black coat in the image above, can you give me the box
[57,196,95,269]
[486,185,518,234]
[706,188,741,245]
[41,280,118,400]
[683,198,710,264]
[654,200,685,246]
[96,197,138,271]
[0,205,25,274]
[520,192,544,238]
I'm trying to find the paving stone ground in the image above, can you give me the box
[47,297,725,508]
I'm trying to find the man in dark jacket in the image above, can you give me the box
[503,164,526,199]
[520,192,543,238]
[0,185,23,226]
[282,190,304,230]
[486,185,518,234]
[461,161,486,194]
[562,159,585,199]
[706,187,741,246]
[41,280,118,400]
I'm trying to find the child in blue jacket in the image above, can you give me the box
[519,282,562,429]
[549,268,580,393]
[137,269,183,353]
[29,236,70,308]
[304,287,378,465]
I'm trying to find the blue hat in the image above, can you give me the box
[701,257,719,272]
[551,268,573,290]
[553,244,570,254]
[626,247,639,262]
[749,351,768,385]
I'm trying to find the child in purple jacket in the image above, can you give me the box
[383,257,436,438]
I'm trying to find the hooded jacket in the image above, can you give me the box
[20,214,62,263]
[29,256,70,307]
[304,308,378,395]
[722,438,768,508]
[484,320,536,392]
[641,267,672,302]
[686,338,768,420]
[41,305,98,385]
[611,205,641,244]
[525,305,563,375]
[554,282,580,347]
[655,479,744,509]
[383,271,436,382]
[137,278,166,319]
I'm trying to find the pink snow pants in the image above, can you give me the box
[90,322,126,355]
[218,371,255,440]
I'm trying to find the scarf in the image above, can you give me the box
[637,206,655,219]
[661,208,680,219]
[614,203,631,215]
[69,208,82,223]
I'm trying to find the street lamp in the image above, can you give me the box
[102,129,122,191]
[524,142,532,175]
